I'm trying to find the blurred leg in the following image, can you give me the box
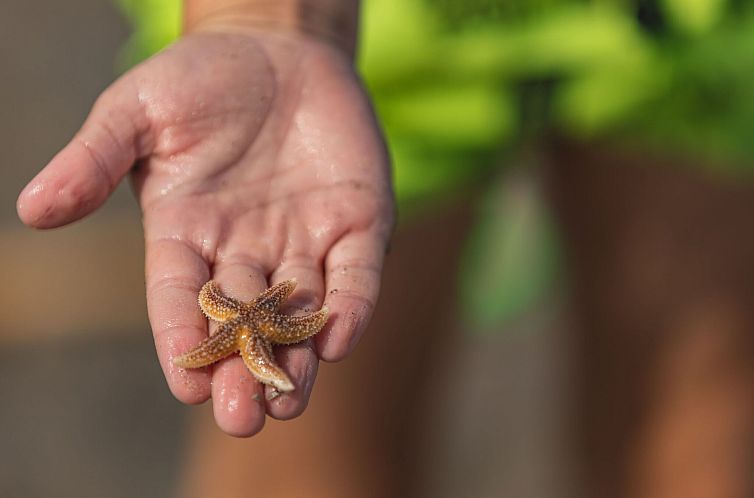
[627,301,754,498]
[548,139,754,498]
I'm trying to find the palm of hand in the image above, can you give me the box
[18,32,393,436]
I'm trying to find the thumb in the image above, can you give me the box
[17,78,151,228]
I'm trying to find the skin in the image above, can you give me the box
[16,18,394,437]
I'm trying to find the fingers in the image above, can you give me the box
[265,260,324,419]
[264,339,319,420]
[145,237,211,405]
[209,260,268,437]
[17,79,151,228]
[318,229,386,362]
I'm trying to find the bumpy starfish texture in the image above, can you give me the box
[172,279,329,392]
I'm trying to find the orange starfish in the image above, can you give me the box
[173,279,329,393]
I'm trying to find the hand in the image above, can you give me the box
[16,29,394,436]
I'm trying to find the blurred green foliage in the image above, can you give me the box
[116,0,754,328]
[115,0,754,198]
[460,170,560,330]
[115,0,180,70]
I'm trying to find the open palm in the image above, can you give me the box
[17,31,394,436]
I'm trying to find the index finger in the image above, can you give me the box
[145,236,212,404]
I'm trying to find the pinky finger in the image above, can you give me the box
[318,229,387,362]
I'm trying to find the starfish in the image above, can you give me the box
[173,279,329,393]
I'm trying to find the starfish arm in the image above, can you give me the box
[198,280,245,322]
[240,334,295,392]
[173,321,240,368]
[249,278,297,312]
[256,307,330,345]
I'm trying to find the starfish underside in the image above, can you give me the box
[173,279,329,392]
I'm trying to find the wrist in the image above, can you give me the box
[183,0,360,58]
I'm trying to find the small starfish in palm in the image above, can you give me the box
[174,279,329,393]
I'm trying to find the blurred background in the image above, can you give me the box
[2,0,754,497]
